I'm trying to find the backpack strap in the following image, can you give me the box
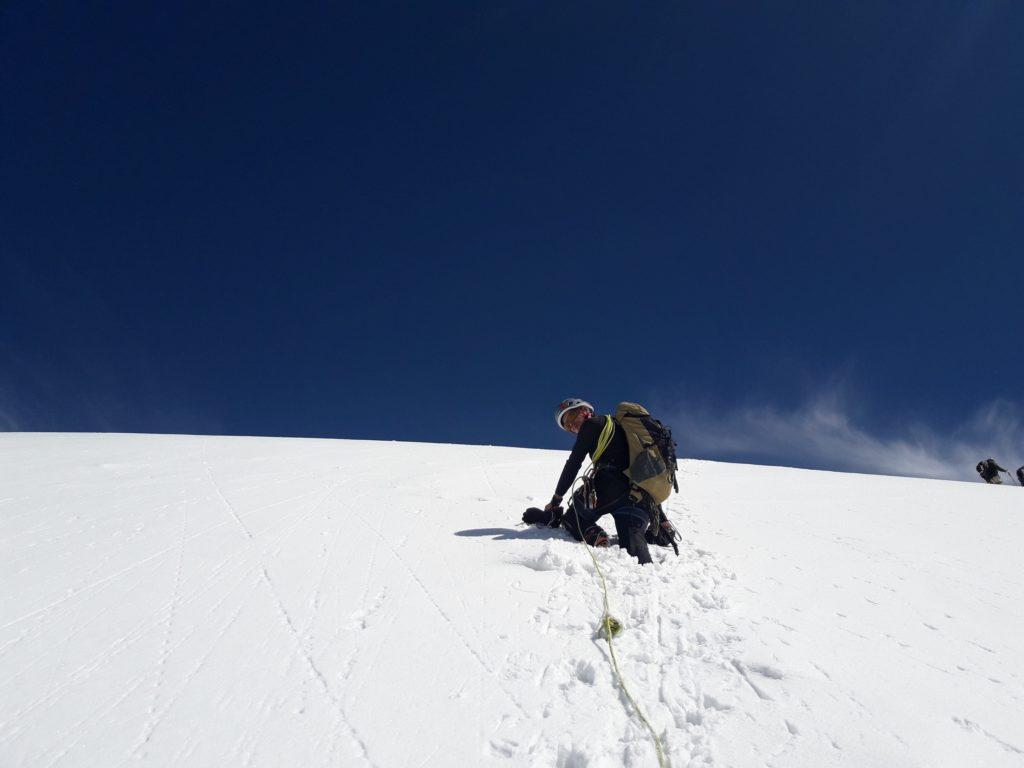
[591,415,616,463]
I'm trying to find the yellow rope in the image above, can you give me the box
[567,472,668,768]
[591,416,616,464]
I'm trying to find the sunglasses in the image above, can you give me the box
[560,407,592,429]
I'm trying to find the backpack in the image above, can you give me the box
[593,402,679,505]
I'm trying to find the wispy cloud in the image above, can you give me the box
[0,403,22,431]
[664,389,1023,482]
[0,349,226,436]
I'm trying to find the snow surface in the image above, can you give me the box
[1,433,1022,767]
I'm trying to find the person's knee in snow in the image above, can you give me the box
[613,509,652,565]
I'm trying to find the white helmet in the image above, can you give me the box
[555,398,594,430]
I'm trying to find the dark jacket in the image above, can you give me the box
[977,459,1006,482]
[554,415,631,509]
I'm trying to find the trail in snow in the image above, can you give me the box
[1,434,1022,768]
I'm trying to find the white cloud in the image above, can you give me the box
[664,390,1023,482]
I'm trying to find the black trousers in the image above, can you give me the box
[566,500,652,565]
[614,514,653,565]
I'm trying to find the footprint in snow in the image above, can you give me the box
[556,744,590,768]
[573,659,597,685]
[517,547,583,574]
[748,663,784,680]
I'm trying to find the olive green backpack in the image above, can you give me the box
[592,402,679,504]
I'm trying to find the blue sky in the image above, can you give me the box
[2,2,1022,480]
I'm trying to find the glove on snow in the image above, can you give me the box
[522,506,563,527]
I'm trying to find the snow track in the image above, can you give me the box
[1,434,1022,767]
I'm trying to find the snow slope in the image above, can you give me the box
[1,433,1022,767]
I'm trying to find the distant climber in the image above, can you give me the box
[528,398,680,565]
[1017,466,1024,487]
[976,458,1007,484]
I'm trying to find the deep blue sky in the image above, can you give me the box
[2,2,1022,470]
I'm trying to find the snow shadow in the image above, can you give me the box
[454,526,569,541]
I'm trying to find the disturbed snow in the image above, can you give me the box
[1,433,1022,767]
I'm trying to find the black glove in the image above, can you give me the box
[522,506,563,527]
